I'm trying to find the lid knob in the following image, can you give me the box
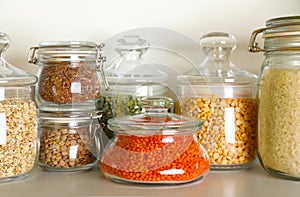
[116,35,149,51]
[200,32,237,54]
[141,97,174,113]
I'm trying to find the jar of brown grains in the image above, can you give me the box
[176,32,258,170]
[0,32,38,182]
[38,110,103,172]
[28,41,109,111]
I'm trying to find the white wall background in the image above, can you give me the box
[0,0,299,76]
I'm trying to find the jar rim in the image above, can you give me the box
[38,41,97,48]
[263,15,300,38]
[108,112,204,135]
[249,15,300,53]
[39,110,102,123]
[28,41,105,63]
[266,15,300,27]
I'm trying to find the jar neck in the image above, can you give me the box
[200,48,236,77]
[264,36,300,52]
[264,51,300,68]
[119,50,143,66]
[208,49,231,74]
[0,86,34,100]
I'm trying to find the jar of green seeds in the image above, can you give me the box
[98,35,169,139]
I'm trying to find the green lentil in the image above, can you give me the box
[97,95,144,138]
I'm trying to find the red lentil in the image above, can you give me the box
[100,135,209,183]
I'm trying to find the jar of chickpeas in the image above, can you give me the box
[176,32,258,170]
[38,110,102,172]
[0,32,38,182]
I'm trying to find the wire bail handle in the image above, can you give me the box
[248,22,300,53]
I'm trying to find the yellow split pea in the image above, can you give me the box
[176,96,257,167]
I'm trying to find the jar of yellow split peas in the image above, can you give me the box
[176,32,258,170]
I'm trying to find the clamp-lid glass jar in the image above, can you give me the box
[98,35,169,139]
[249,15,300,180]
[0,32,38,182]
[100,97,209,184]
[28,41,109,111]
[176,32,258,170]
[38,110,102,172]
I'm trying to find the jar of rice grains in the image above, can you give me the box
[249,15,300,180]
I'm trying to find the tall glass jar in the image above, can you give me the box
[0,32,38,182]
[28,41,109,111]
[249,15,300,180]
[98,35,169,139]
[176,32,258,170]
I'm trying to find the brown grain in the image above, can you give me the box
[38,62,100,104]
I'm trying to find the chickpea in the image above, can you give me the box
[39,128,97,170]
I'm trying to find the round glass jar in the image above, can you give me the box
[0,32,38,182]
[28,41,109,111]
[176,32,258,170]
[38,110,102,172]
[100,97,210,184]
[98,35,169,139]
[249,15,300,180]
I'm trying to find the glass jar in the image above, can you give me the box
[38,110,102,172]
[100,97,210,184]
[98,35,169,139]
[0,32,38,182]
[28,41,109,111]
[249,15,300,180]
[176,32,258,170]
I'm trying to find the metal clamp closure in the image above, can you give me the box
[248,28,266,53]
[96,43,109,90]
[249,22,300,53]
[27,46,39,64]
[89,110,103,159]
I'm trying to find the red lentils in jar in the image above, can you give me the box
[100,97,209,184]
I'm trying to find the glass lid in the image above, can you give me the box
[177,32,257,86]
[108,97,204,135]
[105,35,168,85]
[39,110,102,127]
[27,41,101,63]
[0,32,37,87]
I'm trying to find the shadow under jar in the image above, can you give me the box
[28,41,109,111]
[38,110,102,172]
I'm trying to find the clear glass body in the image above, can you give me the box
[38,111,102,172]
[176,32,258,170]
[100,97,210,184]
[101,134,209,184]
[98,35,169,139]
[254,15,300,180]
[28,41,105,111]
[0,32,38,182]
[258,52,300,180]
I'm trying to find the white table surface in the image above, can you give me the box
[1,162,300,197]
